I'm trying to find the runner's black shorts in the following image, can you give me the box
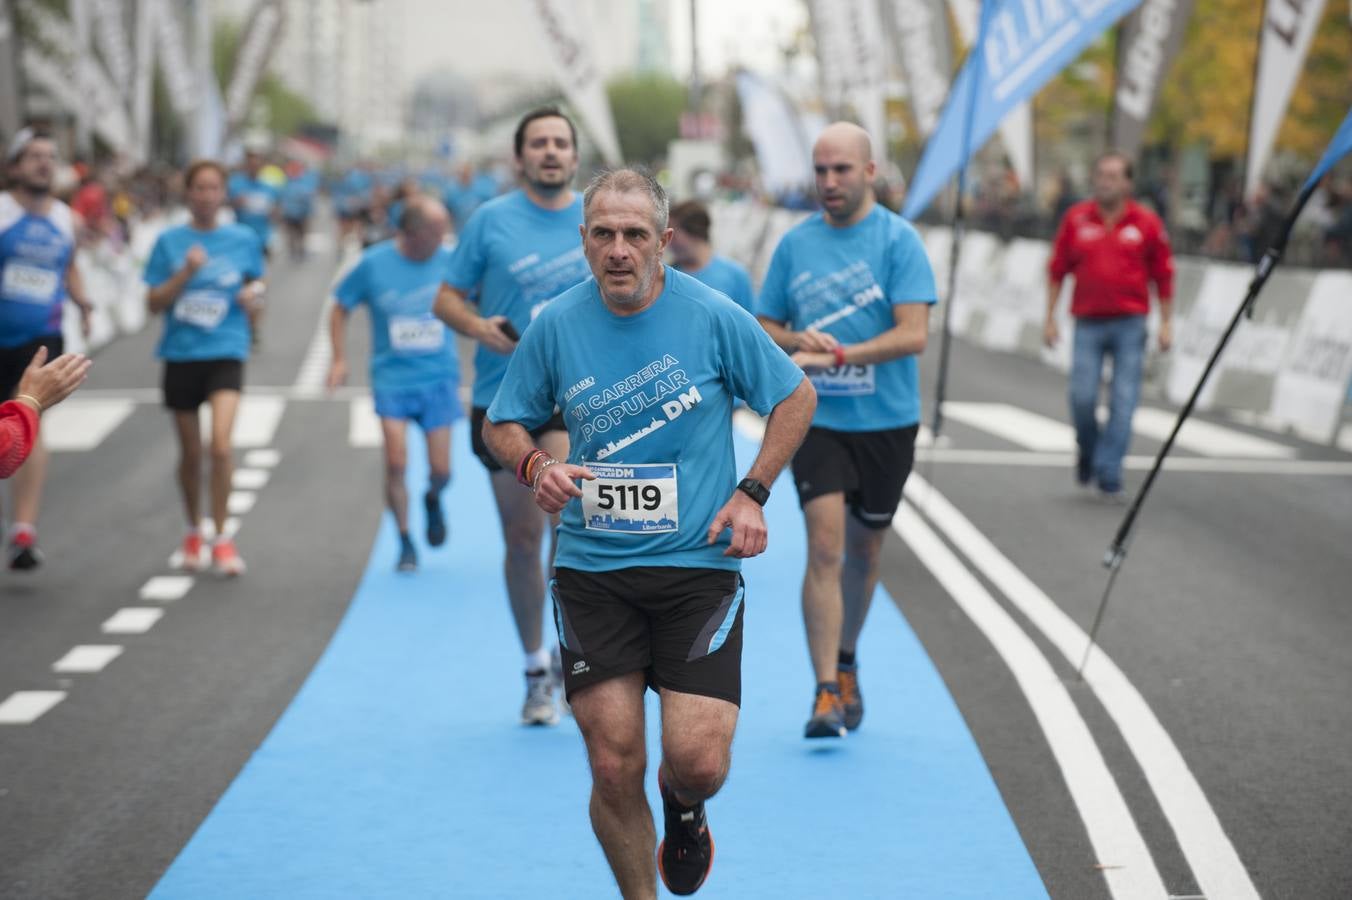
[0,333,63,400]
[470,405,567,473]
[162,359,244,411]
[791,423,919,529]
[551,566,745,706]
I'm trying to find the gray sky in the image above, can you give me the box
[399,0,806,84]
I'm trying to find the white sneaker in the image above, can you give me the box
[521,669,559,726]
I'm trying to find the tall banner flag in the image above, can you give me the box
[905,0,1145,219]
[807,0,889,162]
[735,71,816,195]
[1303,104,1352,191]
[882,0,954,137]
[0,0,23,137]
[1245,0,1329,198]
[521,0,622,165]
[1111,0,1196,158]
[225,0,286,134]
[948,0,1033,193]
[151,0,200,117]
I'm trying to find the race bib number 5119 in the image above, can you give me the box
[581,463,678,534]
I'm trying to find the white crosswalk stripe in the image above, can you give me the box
[43,398,135,451]
[348,396,382,448]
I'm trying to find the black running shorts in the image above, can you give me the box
[551,566,745,706]
[162,359,244,411]
[0,334,63,401]
[791,424,919,529]
[470,405,567,473]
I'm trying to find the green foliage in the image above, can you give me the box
[606,74,687,165]
[212,15,319,137]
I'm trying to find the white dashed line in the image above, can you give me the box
[139,575,195,602]
[233,468,270,490]
[101,608,165,634]
[227,491,257,515]
[0,691,67,724]
[348,396,383,448]
[52,645,124,673]
[43,398,136,451]
[244,448,282,468]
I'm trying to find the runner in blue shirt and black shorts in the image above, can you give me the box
[485,167,815,899]
[145,160,266,578]
[757,123,936,741]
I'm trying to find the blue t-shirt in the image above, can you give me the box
[684,254,754,314]
[758,205,936,432]
[228,174,280,246]
[144,223,265,362]
[334,170,374,216]
[334,240,458,392]
[444,190,590,408]
[0,194,75,347]
[280,171,318,220]
[488,267,804,573]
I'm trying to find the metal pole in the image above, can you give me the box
[689,0,700,115]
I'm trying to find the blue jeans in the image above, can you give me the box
[1069,315,1147,493]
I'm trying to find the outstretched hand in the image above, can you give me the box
[16,346,91,411]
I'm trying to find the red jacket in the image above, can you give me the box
[0,400,38,479]
[1048,199,1174,318]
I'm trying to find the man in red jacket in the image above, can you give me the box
[1044,152,1174,500]
[0,346,90,478]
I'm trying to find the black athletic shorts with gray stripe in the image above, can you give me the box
[551,567,744,706]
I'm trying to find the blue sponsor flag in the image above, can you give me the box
[1303,105,1352,192]
[903,0,1143,220]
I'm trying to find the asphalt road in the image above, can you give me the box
[1,230,1348,899]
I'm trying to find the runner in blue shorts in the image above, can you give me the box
[434,107,592,725]
[485,167,815,898]
[328,196,460,572]
[0,128,94,570]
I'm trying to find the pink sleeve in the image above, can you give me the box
[0,401,39,479]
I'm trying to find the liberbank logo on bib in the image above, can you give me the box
[570,354,702,457]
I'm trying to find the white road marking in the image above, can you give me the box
[905,475,1260,900]
[914,448,1352,475]
[52,645,124,673]
[292,296,335,397]
[139,575,194,602]
[42,398,135,451]
[101,608,164,634]
[0,691,66,724]
[230,396,287,448]
[1132,407,1296,458]
[233,468,270,490]
[349,396,382,448]
[227,491,256,515]
[942,402,1077,451]
[894,505,1168,899]
[1337,423,1352,453]
[244,448,282,468]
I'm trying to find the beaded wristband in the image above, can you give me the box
[516,449,545,487]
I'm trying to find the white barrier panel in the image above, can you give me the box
[1270,271,1352,443]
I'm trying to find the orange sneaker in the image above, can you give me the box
[212,538,246,577]
[179,533,206,572]
[838,664,863,731]
[804,685,846,739]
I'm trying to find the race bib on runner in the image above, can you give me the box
[173,290,230,330]
[388,316,445,353]
[810,364,876,396]
[581,463,678,534]
[1,263,59,304]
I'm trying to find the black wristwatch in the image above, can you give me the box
[736,478,770,507]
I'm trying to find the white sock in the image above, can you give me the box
[525,647,550,673]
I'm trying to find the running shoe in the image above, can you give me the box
[550,645,572,717]
[396,534,418,572]
[658,772,715,896]
[7,530,43,572]
[424,490,447,547]
[521,669,559,726]
[804,685,847,739]
[178,533,206,572]
[212,538,247,577]
[838,663,864,731]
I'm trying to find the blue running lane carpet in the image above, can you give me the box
[151,426,1047,899]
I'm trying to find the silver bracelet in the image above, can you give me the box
[530,457,559,493]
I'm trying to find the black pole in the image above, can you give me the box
[1077,182,1316,677]
[930,4,989,442]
